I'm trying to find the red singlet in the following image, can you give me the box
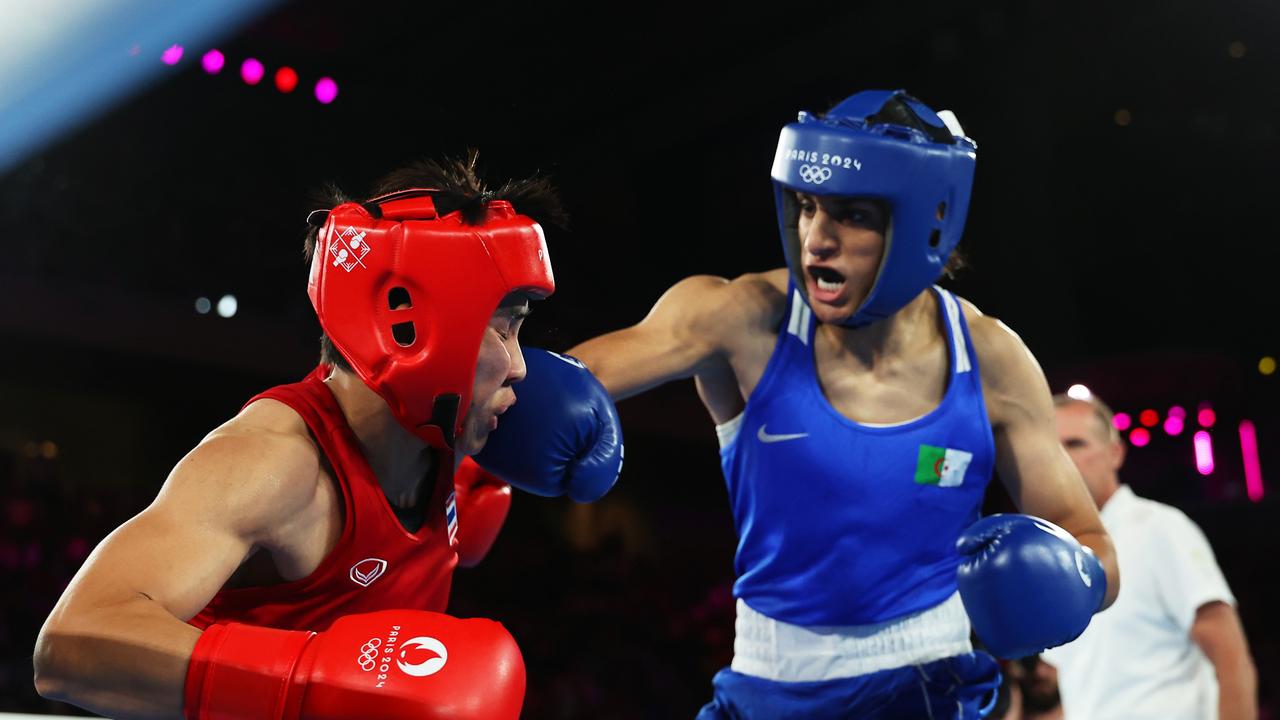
[191,367,458,632]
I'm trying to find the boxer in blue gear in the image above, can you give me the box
[567,90,1119,719]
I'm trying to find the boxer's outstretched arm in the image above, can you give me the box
[568,274,732,399]
[967,307,1120,608]
[569,270,787,402]
[33,425,322,719]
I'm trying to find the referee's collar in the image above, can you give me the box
[1100,483,1135,524]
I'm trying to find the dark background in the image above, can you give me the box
[2,0,1277,716]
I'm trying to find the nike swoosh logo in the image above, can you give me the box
[757,425,809,443]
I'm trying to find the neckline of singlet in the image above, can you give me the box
[715,286,969,446]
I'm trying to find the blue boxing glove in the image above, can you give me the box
[475,348,623,502]
[956,513,1106,659]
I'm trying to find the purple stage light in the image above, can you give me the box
[202,49,225,74]
[161,44,183,65]
[1194,431,1214,475]
[241,58,264,85]
[1240,421,1264,502]
[314,77,338,104]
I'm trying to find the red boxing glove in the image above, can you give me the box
[454,457,513,568]
[185,610,524,720]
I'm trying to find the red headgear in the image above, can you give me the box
[307,189,555,449]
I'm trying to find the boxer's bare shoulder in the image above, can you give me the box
[167,398,327,541]
[721,267,790,337]
[953,296,1048,428]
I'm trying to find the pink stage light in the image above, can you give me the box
[1139,409,1159,427]
[1113,412,1132,432]
[202,49,225,74]
[1129,428,1150,447]
[1240,421,1265,502]
[1194,431,1214,475]
[161,44,184,65]
[314,77,339,104]
[241,58,265,85]
[1168,405,1186,420]
[1198,407,1216,428]
[1164,416,1184,436]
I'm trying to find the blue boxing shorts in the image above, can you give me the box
[695,651,1001,720]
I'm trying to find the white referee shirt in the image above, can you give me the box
[1042,485,1235,720]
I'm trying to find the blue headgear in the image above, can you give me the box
[771,89,977,327]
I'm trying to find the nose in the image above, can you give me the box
[506,340,527,386]
[802,208,839,261]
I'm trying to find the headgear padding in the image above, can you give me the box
[308,189,554,449]
[771,89,977,327]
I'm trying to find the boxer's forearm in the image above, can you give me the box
[569,329,678,400]
[34,595,200,720]
[568,275,732,401]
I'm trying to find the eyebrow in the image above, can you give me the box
[502,304,532,319]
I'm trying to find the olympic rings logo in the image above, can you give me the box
[798,164,833,185]
[358,638,382,671]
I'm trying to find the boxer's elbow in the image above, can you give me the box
[32,612,100,703]
[32,625,74,702]
[34,600,201,719]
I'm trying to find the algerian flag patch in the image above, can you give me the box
[914,444,973,487]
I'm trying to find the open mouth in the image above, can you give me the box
[807,266,847,297]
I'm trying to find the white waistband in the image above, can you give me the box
[731,592,973,682]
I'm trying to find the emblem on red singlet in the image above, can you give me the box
[349,557,388,587]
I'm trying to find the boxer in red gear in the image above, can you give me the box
[32,153,563,719]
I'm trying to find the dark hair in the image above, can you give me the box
[942,247,968,279]
[303,150,566,371]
